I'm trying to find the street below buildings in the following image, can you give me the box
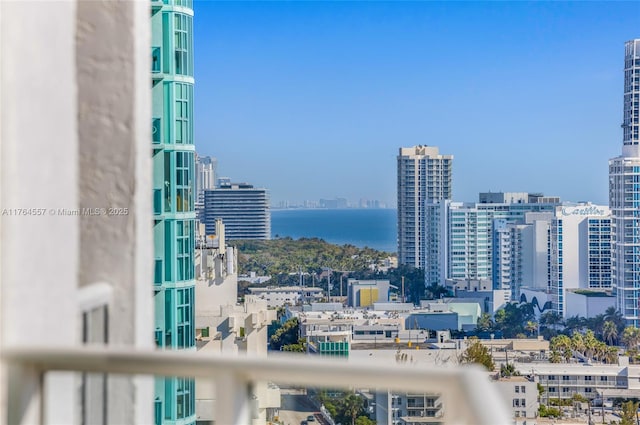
[277,387,322,425]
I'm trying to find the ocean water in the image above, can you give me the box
[271,208,397,253]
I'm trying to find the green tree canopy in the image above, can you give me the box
[620,400,640,425]
[460,337,495,371]
[340,393,365,425]
[236,237,392,279]
[270,317,300,351]
[354,416,375,425]
[602,320,619,346]
[477,312,493,332]
[492,302,536,338]
[623,326,640,352]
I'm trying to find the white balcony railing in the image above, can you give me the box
[3,346,511,425]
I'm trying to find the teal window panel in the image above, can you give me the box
[154,398,162,425]
[175,151,194,211]
[173,13,193,76]
[175,219,194,281]
[153,188,162,215]
[151,47,161,73]
[164,220,174,281]
[174,83,193,145]
[152,118,161,144]
[164,152,172,212]
[154,258,163,285]
[162,13,170,73]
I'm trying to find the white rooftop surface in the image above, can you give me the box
[348,348,461,366]
[514,363,640,376]
[248,286,323,292]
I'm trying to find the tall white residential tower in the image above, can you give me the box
[397,146,452,270]
[610,39,640,325]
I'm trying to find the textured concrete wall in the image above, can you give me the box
[76,1,153,423]
[1,1,79,424]
[1,0,153,423]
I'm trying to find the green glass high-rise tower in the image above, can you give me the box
[151,1,196,423]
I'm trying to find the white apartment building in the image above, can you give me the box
[494,377,539,425]
[376,391,444,425]
[515,361,640,403]
[247,286,324,308]
[493,219,527,299]
[397,146,453,269]
[610,38,640,326]
[425,196,614,315]
[549,204,612,315]
[296,309,406,356]
[425,197,558,293]
[194,222,280,424]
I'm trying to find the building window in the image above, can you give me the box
[175,219,194,281]
[515,386,520,393]
[164,152,172,212]
[176,377,195,419]
[175,151,193,211]
[521,386,526,393]
[174,14,193,76]
[176,287,194,348]
[174,83,193,145]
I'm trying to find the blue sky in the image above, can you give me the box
[193,1,639,206]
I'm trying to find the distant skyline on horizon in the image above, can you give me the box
[193,1,639,206]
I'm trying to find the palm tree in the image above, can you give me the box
[342,393,364,425]
[540,310,564,328]
[565,315,586,334]
[551,335,572,362]
[584,330,599,361]
[622,326,640,355]
[602,320,618,346]
[604,346,619,364]
[540,310,563,339]
[525,321,538,337]
[605,307,625,333]
[571,332,586,356]
[549,350,562,363]
[477,312,493,332]
[588,314,606,339]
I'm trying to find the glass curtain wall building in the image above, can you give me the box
[610,39,640,326]
[151,0,197,423]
